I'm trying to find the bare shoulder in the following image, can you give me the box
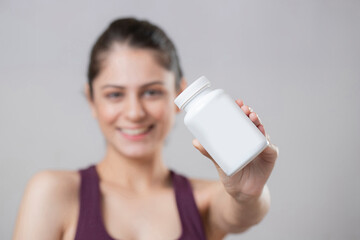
[188,177,223,209]
[189,177,222,195]
[26,169,80,201]
[13,169,80,240]
[24,169,81,218]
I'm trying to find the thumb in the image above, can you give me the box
[192,139,220,168]
[192,139,211,158]
[192,139,226,177]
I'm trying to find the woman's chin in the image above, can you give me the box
[115,145,158,160]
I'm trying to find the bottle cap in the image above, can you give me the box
[174,76,211,110]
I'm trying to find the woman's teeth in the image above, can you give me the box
[120,126,152,136]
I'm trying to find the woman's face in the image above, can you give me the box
[88,45,183,159]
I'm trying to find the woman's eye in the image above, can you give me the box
[143,89,163,97]
[106,92,124,99]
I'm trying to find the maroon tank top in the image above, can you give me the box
[74,165,207,240]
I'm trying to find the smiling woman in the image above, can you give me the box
[87,45,180,160]
[12,17,278,240]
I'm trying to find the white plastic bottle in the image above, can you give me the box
[174,76,268,176]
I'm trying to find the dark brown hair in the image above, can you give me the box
[87,17,183,99]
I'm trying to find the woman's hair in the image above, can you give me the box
[87,17,183,99]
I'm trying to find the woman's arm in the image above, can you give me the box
[12,170,76,240]
[193,99,278,234]
[206,181,271,234]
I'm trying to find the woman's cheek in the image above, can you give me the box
[98,103,120,124]
[147,100,172,120]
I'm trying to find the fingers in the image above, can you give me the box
[235,99,244,107]
[258,125,266,136]
[249,112,261,127]
[236,99,266,136]
[241,105,251,116]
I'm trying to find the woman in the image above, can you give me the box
[13,18,278,240]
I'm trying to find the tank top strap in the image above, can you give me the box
[74,165,114,240]
[170,170,207,240]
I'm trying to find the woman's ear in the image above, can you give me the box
[175,78,187,113]
[84,84,97,119]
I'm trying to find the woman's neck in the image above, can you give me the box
[96,145,170,194]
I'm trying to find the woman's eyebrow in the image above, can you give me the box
[101,84,125,89]
[101,81,164,89]
[141,81,164,88]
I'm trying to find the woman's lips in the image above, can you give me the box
[117,125,154,140]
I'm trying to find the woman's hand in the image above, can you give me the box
[193,99,278,202]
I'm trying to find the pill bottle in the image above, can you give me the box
[174,76,268,176]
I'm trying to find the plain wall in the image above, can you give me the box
[1,0,359,239]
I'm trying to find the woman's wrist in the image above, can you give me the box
[233,185,270,206]
[222,185,271,230]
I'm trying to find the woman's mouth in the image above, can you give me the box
[117,125,155,140]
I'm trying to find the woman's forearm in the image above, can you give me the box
[214,185,271,233]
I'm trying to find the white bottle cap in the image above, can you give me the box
[174,76,211,110]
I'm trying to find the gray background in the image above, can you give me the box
[1,0,359,239]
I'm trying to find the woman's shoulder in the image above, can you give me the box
[22,169,81,219]
[187,176,223,209]
[13,169,81,239]
[188,177,221,192]
[27,169,80,197]
[173,171,220,191]
[22,169,81,215]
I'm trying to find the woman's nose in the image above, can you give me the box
[123,95,146,122]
